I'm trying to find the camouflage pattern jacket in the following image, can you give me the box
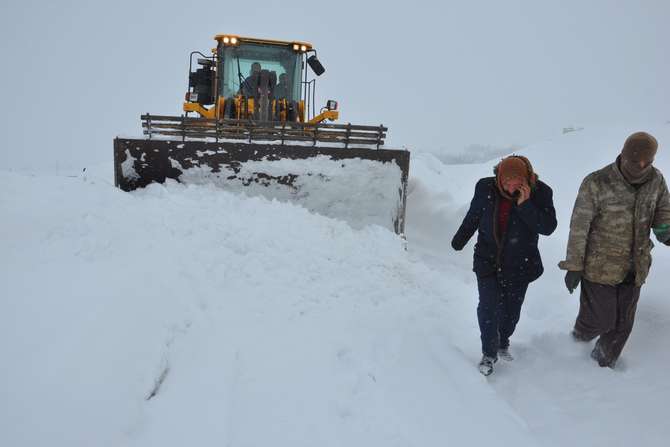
[559,161,670,286]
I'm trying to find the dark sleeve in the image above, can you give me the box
[515,182,558,236]
[451,179,484,250]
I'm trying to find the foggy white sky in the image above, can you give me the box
[1,0,668,170]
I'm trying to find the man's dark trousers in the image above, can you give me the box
[574,275,641,367]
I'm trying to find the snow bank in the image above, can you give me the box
[175,155,404,231]
[0,168,533,446]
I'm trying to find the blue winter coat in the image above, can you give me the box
[451,177,557,282]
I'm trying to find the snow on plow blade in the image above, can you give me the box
[113,137,410,234]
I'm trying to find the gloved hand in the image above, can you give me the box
[564,271,582,294]
[451,236,464,251]
[652,224,670,243]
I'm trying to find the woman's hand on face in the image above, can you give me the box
[516,184,531,205]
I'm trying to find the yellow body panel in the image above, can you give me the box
[230,96,256,119]
[183,102,216,119]
[308,110,339,124]
[298,101,305,122]
[216,96,226,119]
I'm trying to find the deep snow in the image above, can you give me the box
[2,122,670,446]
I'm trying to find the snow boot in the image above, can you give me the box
[498,347,514,361]
[591,344,615,369]
[478,355,498,376]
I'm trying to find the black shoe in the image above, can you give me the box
[478,355,498,376]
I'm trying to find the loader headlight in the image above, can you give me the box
[326,100,338,111]
[292,43,310,53]
[219,35,240,46]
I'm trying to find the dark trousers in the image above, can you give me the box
[476,274,529,358]
[574,276,641,367]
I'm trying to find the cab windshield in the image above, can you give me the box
[220,43,302,101]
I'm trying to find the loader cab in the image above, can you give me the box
[184,35,338,124]
[219,43,302,101]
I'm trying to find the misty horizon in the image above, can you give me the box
[1,0,668,170]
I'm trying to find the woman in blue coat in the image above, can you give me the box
[451,155,557,376]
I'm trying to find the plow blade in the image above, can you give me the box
[114,138,410,235]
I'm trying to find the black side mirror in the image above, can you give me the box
[307,55,325,76]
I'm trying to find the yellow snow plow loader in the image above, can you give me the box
[114,34,410,234]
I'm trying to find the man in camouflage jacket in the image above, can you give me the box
[559,132,670,368]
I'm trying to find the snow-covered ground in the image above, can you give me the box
[2,122,669,446]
